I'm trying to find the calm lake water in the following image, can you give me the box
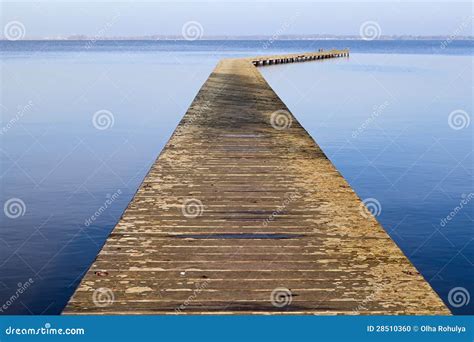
[0,40,472,315]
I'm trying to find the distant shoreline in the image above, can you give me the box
[1,36,473,42]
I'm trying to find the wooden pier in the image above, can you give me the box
[65,49,449,315]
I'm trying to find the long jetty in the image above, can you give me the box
[65,49,449,314]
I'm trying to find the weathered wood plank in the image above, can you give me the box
[64,50,449,315]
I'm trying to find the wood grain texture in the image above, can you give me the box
[64,50,449,315]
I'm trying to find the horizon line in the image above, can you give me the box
[1,34,473,41]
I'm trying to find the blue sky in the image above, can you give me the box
[1,1,472,38]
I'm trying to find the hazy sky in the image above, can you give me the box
[1,1,472,38]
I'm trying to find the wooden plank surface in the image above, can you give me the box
[64,50,449,315]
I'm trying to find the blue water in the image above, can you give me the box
[0,40,472,315]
